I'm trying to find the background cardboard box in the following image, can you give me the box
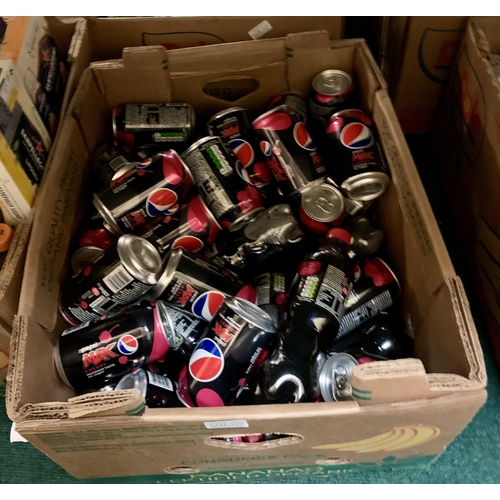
[5,32,486,481]
[432,17,500,367]
[378,16,468,134]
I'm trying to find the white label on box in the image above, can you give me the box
[10,423,28,443]
[248,21,273,40]
[204,420,249,429]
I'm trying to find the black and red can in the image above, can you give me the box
[268,92,309,124]
[146,248,251,322]
[299,182,346,235]
[93,150,194,236]
[254,271,288,328]
[137,194,222,256]
[176,296,278,407]
[90,142,138,189]
[207,107,277,203]
[252,105,326,199]
[325,109,390,202]
[182,136,264,231]
[112,102,195,154]
[59,235,163,325]
[54,301,180,392]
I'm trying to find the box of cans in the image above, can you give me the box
[5,31,486,481]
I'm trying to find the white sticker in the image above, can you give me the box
[248,21,273,40]
[204,420,249,429]
[10,423,28,443]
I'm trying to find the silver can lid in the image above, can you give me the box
[341,171,391,202]
[225,296,277,334]
[318,352,358,402]
[117,234,162,285]
[146,247,184,299]
[182,135,220,157]
[312,70,352,97]
[302,183,345,223]
[115,368,148,398]
[92,192,123,236]
[71,246,104,274]
[208,107,249,125]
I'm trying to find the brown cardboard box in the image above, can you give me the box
[0,321,10,383]
[432,17,500,366]
[379,16,468,134]
[4,32,487,482]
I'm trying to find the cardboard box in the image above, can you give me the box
[0,320,10,383]
[4,32,487,481]
[379,16,468,134]
[432,17,500,366]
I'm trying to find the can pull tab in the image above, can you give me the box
[317,196,335,214]
[334,366,352,399]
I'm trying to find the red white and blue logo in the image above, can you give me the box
[229,139,254,168]
[117,334,139,355]
[145,188,178,217]
[340,122,374,150]
[293,122,315,151]
[192,291,226,321]
[172,235,204,253]
[260,141,272,157]
[189,338,224,382]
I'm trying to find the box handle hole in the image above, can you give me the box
[164,466,201,474]
[206,432,303,449]
[202,77,260,102]
[316,457,352,466]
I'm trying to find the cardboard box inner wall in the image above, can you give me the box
[6,33,486,480]
[432,17,500,366]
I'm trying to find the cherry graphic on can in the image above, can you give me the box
[93,150,195,236]
[207,107,277,203]
[182,136,264,231]
[137,194,222,256]
[252,105,326,199]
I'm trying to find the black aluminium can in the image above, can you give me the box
[268,92,310,124]
[90,142,138,189]
[59,235,163,325]
[182,136,265,231]
[54,301,178,392]
[146,248,250,322]
[112,102,195,153]
[325,109,390,202]
[206,107,275,196]
[176,297,278,407]
[255,271,288,327]
[93,150,195,236]
[137,194,222,256]
[252,105,326,199]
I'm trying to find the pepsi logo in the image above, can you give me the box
[192,291,226,321]
[340,122,374,150]
[235,160,252,183]
[293,123,315,151]
[260,141,272,157]
[146,188,178,217]
[138,158,153,169]
[117,334,139,355]
[172,235,204,253]
[189,338,224,382]
[229,139,254,168]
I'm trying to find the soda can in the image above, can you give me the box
[137,194,222,256]
[308,69,355,128]
[252,105,326,199]
[182,136,264,231]
[268,92,310,124]
[59,235,163,325]
[176,296,278,407]
[343,214,384,259]
[299,182,346,235]
[254,271,287,328]
[70,246,105,275]
[54,301,179,392]
[317,352,358,402]
[90,142,138,188]
[146,248,248,322]
[115,368,184,408]
[337,258,400,338]
[93,150,194,236]
[325,109,390,202]
[112,102,195,154]
[207,107,276,202]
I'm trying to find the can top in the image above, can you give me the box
[92,193,123,236]
[364,257,401,291]
[115,368,148,398]
[147,247,184,299]
[326,228,351,246]
[225,296,276,334]
[312,70,352,97]
[182,135,221,157]
[117,234,163,285]
[207,107,249,125]
[341,171,390,202]
[70,246,105,274]
[318,352,358,402]
[302,183,345,223]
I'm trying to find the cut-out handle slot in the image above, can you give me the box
[206,432,303,449]
[164,466,201,475]
[202,77,260,102]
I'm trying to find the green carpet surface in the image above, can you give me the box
[1,135,500,483]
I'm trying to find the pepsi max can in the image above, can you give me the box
[113,102,195,154]
[176,297,278,407]
[147,248,248,322]
[268,92,309,124]
[207,107,276,202]
[54,301,178,392]
[325,109,390,202]
[252,106,326,199]
[137,194,222,256]
[255,271,287,327]
[182,136,264,231]
[59,235,163,325]
[317,352,358,402]
[90,142,138,188]
[93,150,194,236]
